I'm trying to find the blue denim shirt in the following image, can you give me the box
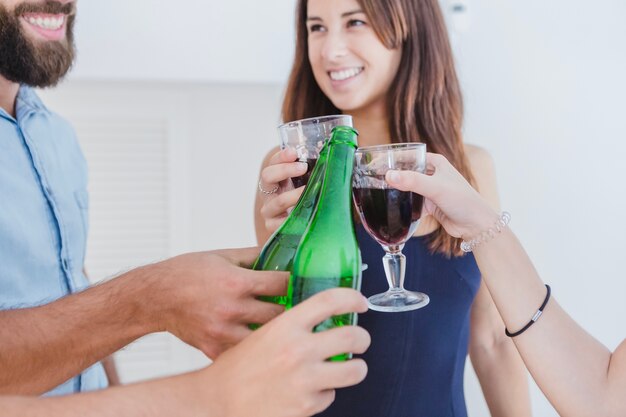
[0,86,108,395]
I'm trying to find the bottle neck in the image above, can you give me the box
[313,140,356,227]
[280,144,329,234]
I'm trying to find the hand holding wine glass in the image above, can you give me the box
[257,148,309,234]
[352,143,430,312]
[384,152,500,241]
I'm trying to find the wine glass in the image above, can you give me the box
[352,143,429,312]
[278,115,353,188]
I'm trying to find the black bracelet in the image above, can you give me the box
[505,284,551,338]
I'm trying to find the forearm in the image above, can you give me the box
[0,370,213,417]
[474,229,614,416]
[0,266,157,395]
[471,338,531,417]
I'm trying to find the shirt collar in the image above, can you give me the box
[15,85,48,114]
[15,85,49,121]
[0,85,48,122]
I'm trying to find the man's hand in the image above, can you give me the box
[205,288,371,417]
[0,289,370,417]
[0,247,287,394]
[146,247,289,359]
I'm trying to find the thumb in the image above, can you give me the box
[288,288,368,330]
[385,170,436,198]
[215,246,261,268]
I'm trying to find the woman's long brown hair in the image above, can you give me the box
[282,0,475,257]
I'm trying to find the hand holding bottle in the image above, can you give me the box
[208,288,371,417]
[0,289,370,417]
[385,152,499,241]
[144,247,288,359]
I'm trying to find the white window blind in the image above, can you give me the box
[38,81,281,384]
[76,119,170,278]
[73,117,187,383]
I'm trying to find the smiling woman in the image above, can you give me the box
[305,5,402,115]
[254,0,533,416]
[0,0,75,87]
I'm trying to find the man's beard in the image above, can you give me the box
[0,1,76,88]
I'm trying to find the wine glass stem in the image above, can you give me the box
[382,249,406,292]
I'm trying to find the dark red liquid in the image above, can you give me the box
[353,187,424,245]
[291,158,318,188]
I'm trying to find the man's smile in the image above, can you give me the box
[21,13,67,41]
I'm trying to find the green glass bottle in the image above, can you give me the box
[288,126,362,361]
[252,141,330,306]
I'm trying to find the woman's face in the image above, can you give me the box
[306,0,402,116]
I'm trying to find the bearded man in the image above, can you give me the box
[0,0,75,89]
[0,0,295,397]
[0,0,114,396]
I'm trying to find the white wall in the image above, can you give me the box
[456,0,626,352]
[452,1,626,415]
[40,0,626,415]
[71,0,295,83]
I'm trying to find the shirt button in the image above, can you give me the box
[62,258,69,270]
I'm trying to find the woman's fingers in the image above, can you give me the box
[260,148,306,192]
[385,169,435,195]
[385,152,459,200]
[258,149,308,237]
[267,147,298,166]
[260,187,304,219]
[261,161,308,188]
[260,186,304,234]
[264,216,288,235]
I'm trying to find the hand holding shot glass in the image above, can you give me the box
[279,115,353,188]
[352,143,430,312]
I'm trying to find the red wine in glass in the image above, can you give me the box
[291,158,318,188]
[353,187,424,246]
[352,142,429,312]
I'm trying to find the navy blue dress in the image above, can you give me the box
[317,226,482,417]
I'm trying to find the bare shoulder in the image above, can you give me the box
[464,144,496,175]
[464,143,500,209]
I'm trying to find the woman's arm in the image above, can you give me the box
[464,146,531,417]
[386,153,626,417]
[473,229,624,417]
[470,282,532,417]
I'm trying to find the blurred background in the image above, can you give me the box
[39,0,626,415]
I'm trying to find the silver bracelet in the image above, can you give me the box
[460,212,511,253]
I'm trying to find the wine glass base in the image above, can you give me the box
[368,290,430,313]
